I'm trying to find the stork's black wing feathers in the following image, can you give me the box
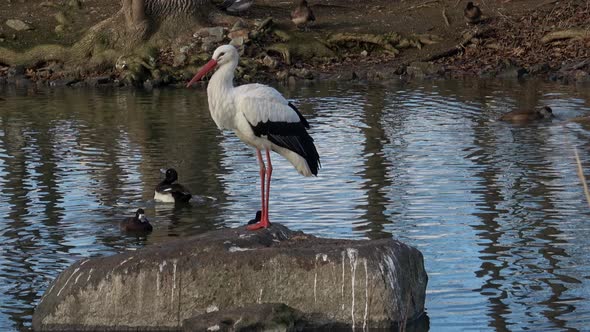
[288,102,310,129]
[250,120,320,176]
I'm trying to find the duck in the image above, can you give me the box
[219,0,254,14]
[247,210,262,225]
[464,2,482,24]
[499,106,554,123]
[120,209,153,232]
[154,168,192,203]
[291,0,315,29]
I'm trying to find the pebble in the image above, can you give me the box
[5,19,32,31]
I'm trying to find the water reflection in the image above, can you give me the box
[0,80,590,331]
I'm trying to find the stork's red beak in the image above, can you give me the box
[186,59,218,87]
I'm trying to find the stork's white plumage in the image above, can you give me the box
[187,45,320,230]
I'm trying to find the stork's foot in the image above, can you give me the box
[247,210,262,225]
[247,219,271,230]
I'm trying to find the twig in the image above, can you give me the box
[541,29,590,43]
[574,147,590,208]
[534,0,559,10]
[405,0,439,11]
[454,0,462,8]
[422,26,492,61]
[442,7,450,27]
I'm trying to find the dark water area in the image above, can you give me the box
[1,79,590,331]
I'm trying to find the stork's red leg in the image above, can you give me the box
[248,149,269,230]
[264,149,273,224]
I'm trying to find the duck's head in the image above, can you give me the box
[186,45,239,87]
[466,1,474,9]
[539,106,554,118]
[135,208,149,223]
[160,168,179,183]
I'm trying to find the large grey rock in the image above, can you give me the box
[33,224,427,331]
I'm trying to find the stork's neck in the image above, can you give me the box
[208,62,236,98]
[206,60,238,130]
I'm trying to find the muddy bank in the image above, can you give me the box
[0,0,589,88]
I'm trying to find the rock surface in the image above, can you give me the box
[182,303,303,332]
[33,224,427,331]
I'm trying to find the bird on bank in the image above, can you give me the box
[186,45,320,231]
[154,168,192,203]
[219,0,254,14]
[291,0,315,29]
[120,209,153,232]
[464,2,482,24]
[499,106,554,123]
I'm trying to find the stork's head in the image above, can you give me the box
[186,45,239,87]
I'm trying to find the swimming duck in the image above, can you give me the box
[120,209,153,232]
[154,168,192,203]
[464,2,482,24]
[499,106,554,123]
[291,0,315,29]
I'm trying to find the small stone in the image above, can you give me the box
[206,305,219,313]
[7,65,25,77]
[497,65,527,79]
[40,1,56,7]
[6,19,32,31]
[67,0,81,9]
[406,61,442,78]
[276,69,289,81]
[361,50,368,57]
[49,78,78,87]
[179,46,190,54]
[229,36,244,47]
[291,68,313,79]
[54,12,69,25]
[231,19,248,31]
[54,25,65,33]
[201,37,217,52]
[262,55,277,69]
[143,79,154,90]
[573,69,590,82]
[529,63,550,75]
[194,27,225,43]
[227,29,248,40]
[86,76,112,86]
[173,53,187,67]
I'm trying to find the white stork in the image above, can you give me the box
[187,45,320,230]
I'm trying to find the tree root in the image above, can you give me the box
[327,32,401,55]
[541,29,590,44]
[422,27,492,62]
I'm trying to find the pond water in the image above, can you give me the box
[1,79,590,331]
